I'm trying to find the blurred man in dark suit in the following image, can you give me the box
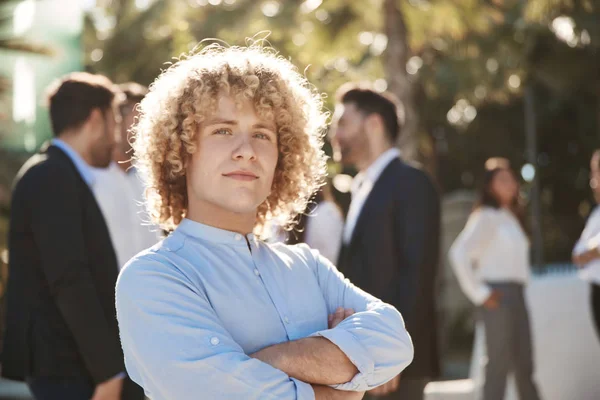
[2,72,143,400]
[332,84,441,400]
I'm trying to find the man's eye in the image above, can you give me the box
[213,128,232,135]
[254,132,272,141]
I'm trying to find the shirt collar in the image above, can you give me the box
[52,138,96,187]
[177,218,257,246]
[352,148,400,193]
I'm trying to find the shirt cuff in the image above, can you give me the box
[110,372,127,381]
[292,377,315,400]
[311,328,374,391]
[473,284,492,305]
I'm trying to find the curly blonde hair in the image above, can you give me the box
[132,44,328,234]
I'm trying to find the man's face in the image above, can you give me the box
[118,101,138,156]
[89,108,118,168]
[330,102,369,167]
[186,95,279,218]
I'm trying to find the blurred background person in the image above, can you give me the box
[1,73,143,400]
[331,84,441,399]
[573,149,600,343]
[287,181,344,263]
[449,158,540,400]
[93,82,162,269]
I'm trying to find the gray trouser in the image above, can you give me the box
[481,282,541,400]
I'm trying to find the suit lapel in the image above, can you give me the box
[348,158,400,247]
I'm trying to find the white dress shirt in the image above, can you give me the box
[304,200,344,263]
[343,148,401,244]
[93,162,161,269]
[573,206,600,285]
[449,207,531,305]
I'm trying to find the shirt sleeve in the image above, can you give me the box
[305,248,414,392]
[574,209,600,256]
[448,209,496,305]
[116,256,315,400]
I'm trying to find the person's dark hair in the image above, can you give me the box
[46,72,117,137]
[118,82,148,104]
[336,83,405,143]
[475,157,528,233]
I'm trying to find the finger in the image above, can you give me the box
[391,375,400,392]
[379,382,391,395]
[330,308,345,328]
[344,308,355,319]
[328,314,334,329]
[369,386,383,396]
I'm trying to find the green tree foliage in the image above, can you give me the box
[84,0,599,262]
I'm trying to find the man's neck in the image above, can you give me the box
[113,148,132,172]
[57,132,93,166]
[356,144,394,173]
[186,200,256,235]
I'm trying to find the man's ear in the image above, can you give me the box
[365,113,385,139]
[83,108,103,137]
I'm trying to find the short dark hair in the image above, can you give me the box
[336,83,404,142]
[46,72,117,137]
[118,82,148,104]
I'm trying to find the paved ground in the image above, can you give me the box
[0,359,470,400]
[0,378,32,400]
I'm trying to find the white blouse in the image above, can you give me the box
[573,206,600,285]
[304,201,344,263]
[449,207,531,305]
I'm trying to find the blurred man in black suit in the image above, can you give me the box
[2,73,143,400]
[332,84,441,400]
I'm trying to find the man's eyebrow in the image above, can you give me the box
[204,118,238,126]
[253,122,276,131]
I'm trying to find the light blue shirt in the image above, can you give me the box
[116,218,414,400]
[51,138,96,187]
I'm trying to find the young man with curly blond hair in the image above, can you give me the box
[115,44,414,400]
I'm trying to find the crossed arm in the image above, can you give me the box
[572,226,600,267]
[252,308,363,399]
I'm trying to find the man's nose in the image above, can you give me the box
[232,136,257,161]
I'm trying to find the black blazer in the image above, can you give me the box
[2,144,130,387]
[338,158,441,379]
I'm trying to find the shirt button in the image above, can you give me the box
[284,316,290,324]
[235,234,242,241]
[210,337,220,346]
[254,269,260,276]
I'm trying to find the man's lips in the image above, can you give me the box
[223,171,259,181]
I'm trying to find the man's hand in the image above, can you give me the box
[368,374,400,396]
[91,375,123,400]
[483,290,502,310]
[329,307,355,329]
[574,248,600,267]
[313,385,365,400]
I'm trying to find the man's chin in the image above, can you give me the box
[93,159,112,169]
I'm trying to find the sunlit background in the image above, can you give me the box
[0,0,599,391]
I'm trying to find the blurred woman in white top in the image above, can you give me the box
[449,158,541,400]
[573,149,600,343]
[287,181,344,263]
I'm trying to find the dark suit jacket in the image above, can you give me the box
[338,158,441,379]
[2,144,141,397]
